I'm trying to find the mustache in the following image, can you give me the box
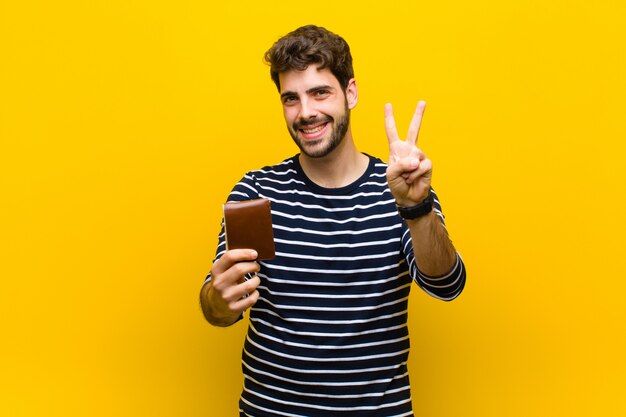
[293,116,333,130]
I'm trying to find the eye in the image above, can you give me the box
[314,89,330,97]
[282,95,298,105]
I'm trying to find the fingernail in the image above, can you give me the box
[410,159,419,168]
[251,250,258,258]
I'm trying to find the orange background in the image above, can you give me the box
[1,1,625,416]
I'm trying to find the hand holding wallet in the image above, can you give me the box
[223,198,275,260]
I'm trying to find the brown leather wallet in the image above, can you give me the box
[223,198,275,260]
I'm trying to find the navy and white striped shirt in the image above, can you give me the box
[206,154,466,417]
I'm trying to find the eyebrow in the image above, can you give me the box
[280,84,335,100]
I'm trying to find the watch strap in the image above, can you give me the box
[396,192,434,220]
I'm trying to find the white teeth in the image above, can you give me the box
[302,124,325,134]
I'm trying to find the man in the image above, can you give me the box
[200,25,466,417]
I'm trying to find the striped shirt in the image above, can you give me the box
[205,154,466,417]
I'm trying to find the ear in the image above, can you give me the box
[345,78,358,109]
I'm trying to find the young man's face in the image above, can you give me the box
[278,66,357,159]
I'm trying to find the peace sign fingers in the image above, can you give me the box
[384,100,433,206]
[406,100,427,147]
[385,101,427,149]
[384,103,401,146]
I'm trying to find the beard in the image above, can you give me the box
[288,104,350,159]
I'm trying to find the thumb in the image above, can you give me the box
[388,157,420,180]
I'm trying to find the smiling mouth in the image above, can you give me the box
[300,123,327,134]
[297,122,328,141]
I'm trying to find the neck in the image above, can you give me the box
[298,129,369,188]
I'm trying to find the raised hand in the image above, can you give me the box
[385,101,432,207]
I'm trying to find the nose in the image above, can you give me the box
[298,97,318,120]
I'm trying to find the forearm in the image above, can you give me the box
[406,209,457,276]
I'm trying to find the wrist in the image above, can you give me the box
[396,192,434,220]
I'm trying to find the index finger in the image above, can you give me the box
[406,100,427,147]
[384,103,400,145]
[212,249,258,274]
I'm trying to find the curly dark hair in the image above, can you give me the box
[264,25,354,92]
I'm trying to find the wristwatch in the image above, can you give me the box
[396,192,434,220]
